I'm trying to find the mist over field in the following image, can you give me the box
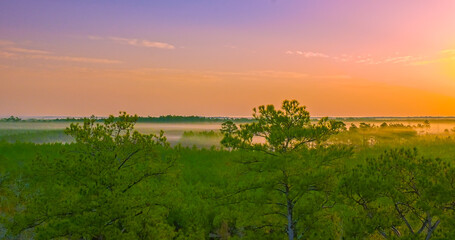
[2,118,455,145]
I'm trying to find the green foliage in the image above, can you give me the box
[0,129,72,144]
[220,100,352,239]
[4,112,177,239]
[221,100,346,152]
[2,108,455,239]
[0,116,22,122]
[340,148,455,239]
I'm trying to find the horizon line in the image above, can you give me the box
[3,115,455,120]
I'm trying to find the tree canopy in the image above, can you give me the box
[7,112,177,239]
[220,100,352,239]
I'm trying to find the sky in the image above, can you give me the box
[1,0,455,117]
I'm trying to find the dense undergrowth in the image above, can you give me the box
[1,109,455,239]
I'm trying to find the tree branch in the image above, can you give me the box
[117,149,141,170]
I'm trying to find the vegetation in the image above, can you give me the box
[182,130,221,138]
[1,100,455,239]
[137,115,252,123]
[220,100,352,239]
[1,115,253,123]
[341,148,455,239]
[3,113,176,239]
[0,116,22,122]
[0,129,71,144]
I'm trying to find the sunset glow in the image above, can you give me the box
[1,0,455,117]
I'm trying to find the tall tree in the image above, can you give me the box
[7,112,177,239]
[220,100,352,239]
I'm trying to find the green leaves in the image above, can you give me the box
[340,148,455,239]
[221,100,346,154]
[219,100,352,239]
[8,112,177,239]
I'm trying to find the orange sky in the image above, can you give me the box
[1,1,455,117]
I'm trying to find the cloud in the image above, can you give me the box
[286,50,329,58]
[110,37,175,49]
[26,55,122,64]
[0,42,121,64]
[355,58,376,64]
[301,52,329,58]
[0,51,17,59]
[7,47,51,55]
[140,40,175,49]
[286,50,430,66]
[383,56,422,64]
[89,36,175,50]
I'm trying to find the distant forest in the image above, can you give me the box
[0,115,253,123]
[3,115,455,123]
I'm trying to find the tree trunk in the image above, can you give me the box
[284,179,295,240]
[286,198,295,240]
[425,219,440,240]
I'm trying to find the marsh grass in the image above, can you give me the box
[1,121,455,172]
[0,129,73,144]
[179,130,223,148]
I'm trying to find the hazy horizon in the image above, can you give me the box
[3,115,455,120]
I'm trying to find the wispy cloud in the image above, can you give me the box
[286,50,429,66]
[286,50,329,58]
[0,51,17,58]
[7,47,51,55]
[109,37,175,49]
[0,41,121,64]
[383,56,422,64]
[26,55,122,64]
[89,36,175,50]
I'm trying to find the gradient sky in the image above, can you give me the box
[1,0,455,117]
